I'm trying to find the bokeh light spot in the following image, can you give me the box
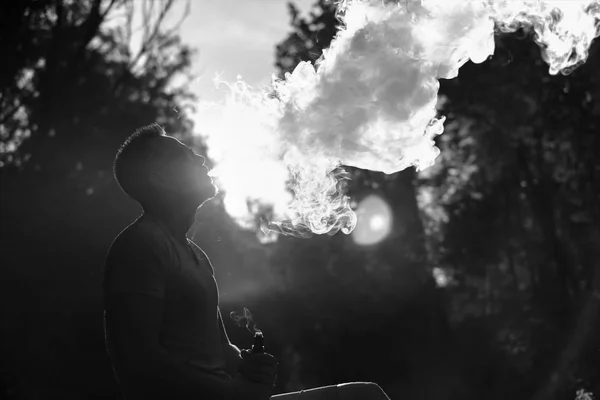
[432,267,451,287]
[352,194,392,246]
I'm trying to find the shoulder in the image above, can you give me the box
[103,217,175,292]
[107,217,173,262]
[103,219,176,297]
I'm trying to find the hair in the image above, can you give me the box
[113,123,166,205]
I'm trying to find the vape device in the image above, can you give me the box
[251,331,265,354]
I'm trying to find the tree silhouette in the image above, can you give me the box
[429,33,600,398]
[0,0,195,168]
[271,1,600,398]
[0,1,197,398]
[271,3,460,398]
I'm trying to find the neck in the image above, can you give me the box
[144,202,197,243]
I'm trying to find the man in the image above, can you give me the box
[103,123,391,400]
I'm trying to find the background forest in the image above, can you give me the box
[1,1,599,399]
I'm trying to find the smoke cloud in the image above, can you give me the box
[198,0,600,241]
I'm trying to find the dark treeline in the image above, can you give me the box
[1,1,599,399]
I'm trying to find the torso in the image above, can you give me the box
[160,234,225,371]
[108,214,227,373]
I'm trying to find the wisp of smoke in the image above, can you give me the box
[230,307,261,333]
[198,0,599,241]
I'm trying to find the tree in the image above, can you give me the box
[272,1,600,398]
[420,31,600,398]
[275,0,339,75]
[270,3,460,398]
[0,0,195,168]
[0,1,197,398]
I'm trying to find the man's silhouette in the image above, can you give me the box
[103,124,390,400]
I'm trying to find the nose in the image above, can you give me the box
[196,154,210,174]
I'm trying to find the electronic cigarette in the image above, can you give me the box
[251,331,265,354]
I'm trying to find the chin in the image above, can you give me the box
[189,180,218,207]
[196,188,218,208]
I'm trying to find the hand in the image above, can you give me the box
[224,343,243,375]
[240,349,278,387]
[233,373,273,400]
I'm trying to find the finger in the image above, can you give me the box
[242,351,276,361]
[244,356,277,365]
[244,363,277,378]
[243,369,266,381]
[242,364,277,377]
[243,363,276,376]
[245,372,270,383]
[245,371,275,385]
[245,360,277,371]
[257,353,277,362]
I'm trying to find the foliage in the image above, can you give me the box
[0,1,197,398]
[275,0,339,75]
[270,1,600,398]
[269,2,463,398]
[423,32,600,398]
[0,0,195,168]
[0,0,598,399]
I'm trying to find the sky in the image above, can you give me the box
[172,0,316,105]
[152,0,317,301]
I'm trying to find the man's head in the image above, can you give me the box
[114,124,217,210]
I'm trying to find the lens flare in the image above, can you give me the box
[197,0,599,241]
[352,194,393,246]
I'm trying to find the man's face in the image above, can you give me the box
[150,136,218,207]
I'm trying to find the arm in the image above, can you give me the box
[217,308,277,387]
[104,234,235,400]
[218,307,243,376]
[104,233,272,400]
[106,293,236,400]
[191,242,243,375]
